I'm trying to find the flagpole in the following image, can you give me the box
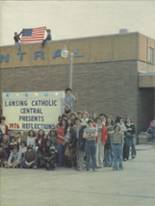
[61,48,74,89]
[69,52,74,89]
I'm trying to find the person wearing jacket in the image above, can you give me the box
[111,123,124,171]
[124,118,136,160]
[70,118,86,170]
[147,119,155,143]
[21,146,37,169]
[83,119,97,171]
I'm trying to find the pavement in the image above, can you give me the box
[0,144,155,206]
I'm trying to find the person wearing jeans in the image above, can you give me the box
[111,123,124,170]
[104,117,114,167]
[112,144,123,170]
[83,120,97,171]
[124,118,136,160]
[96,118,107,168]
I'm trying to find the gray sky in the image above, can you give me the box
[1,0,155,46]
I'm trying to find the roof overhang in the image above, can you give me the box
[139,72,155,88]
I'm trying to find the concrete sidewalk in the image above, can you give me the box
[0,144,155,206]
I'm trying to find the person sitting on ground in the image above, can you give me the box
[7,143,20,168]
[21,146,37,169]
[19,141,27,162]
[42,139,57,170]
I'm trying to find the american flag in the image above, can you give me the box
[20,26,46,44]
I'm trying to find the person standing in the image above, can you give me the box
[42,29,52,47]
[13,32,20,43]
[13,32,22,49]
[125,118,136,159]
[104,117,114,167]
[111,123,124,171]
[96,118,107,168]
[81,111,89,126]
[115,117,127,161]
[83,120,97,171]
[0,116,8,136]
[55,119,66,167]
[70,118,86,170]
[64,88,76,112]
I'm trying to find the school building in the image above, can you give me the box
[0,32,155,132]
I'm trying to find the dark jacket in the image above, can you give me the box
[70,126,86,151]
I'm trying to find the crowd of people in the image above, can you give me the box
[0,88,137,171]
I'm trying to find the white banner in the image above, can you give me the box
[2,91,65,131]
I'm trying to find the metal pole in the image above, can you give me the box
[69,52,74,89]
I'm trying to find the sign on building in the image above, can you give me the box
[2,91,65,131]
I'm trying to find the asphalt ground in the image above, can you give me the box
[0,144,155,206]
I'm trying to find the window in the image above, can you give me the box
[147,47,154,64]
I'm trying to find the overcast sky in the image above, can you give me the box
[1,0,155,46]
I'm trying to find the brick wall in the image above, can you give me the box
[0,60,139,126]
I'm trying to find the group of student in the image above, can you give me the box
[0,114,136,172]
[0,88,137,171]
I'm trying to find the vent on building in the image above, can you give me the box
[119,28,128,34]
